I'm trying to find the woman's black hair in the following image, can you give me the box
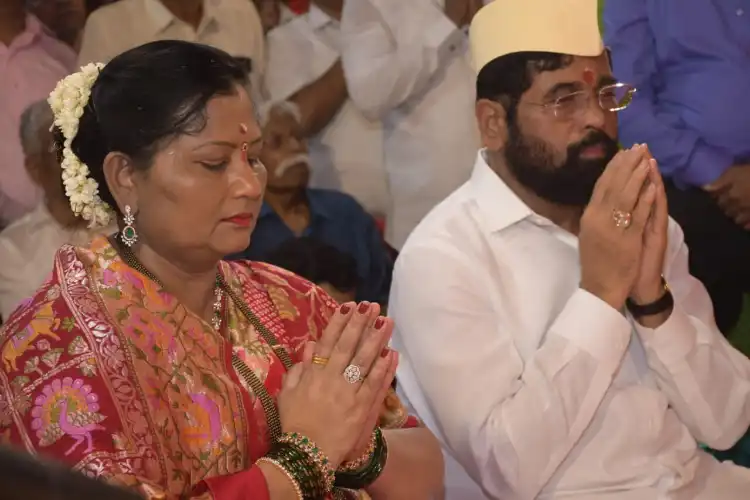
[476,51,573,122]
[55,40,249,213]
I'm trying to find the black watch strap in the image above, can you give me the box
[626,279,674,318]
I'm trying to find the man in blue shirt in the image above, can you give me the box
[604,0,750,333]
[228,103,393,304]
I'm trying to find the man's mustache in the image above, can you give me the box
[568,131,618,157]
[274,153,310,178]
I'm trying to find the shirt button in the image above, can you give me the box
[738,8,744,16]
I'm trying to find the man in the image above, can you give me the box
[26,0,87,50]
[340,0,485,249]
[604,1,750,335]
[389,1,750,499]
[265,236,360,304]
[264,0,389,216]
[230,104,392,304]
[77,0,265,90]
[0,0,76,227]
[0,101,115,319]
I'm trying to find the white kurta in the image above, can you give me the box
[78,0,266,92]
[0,204,115,319]
[264,6,389,216]
[389,150,750,499]
[340,0,481,249]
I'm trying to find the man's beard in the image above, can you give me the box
[504,120,619,207]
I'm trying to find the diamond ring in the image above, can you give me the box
[612,209,632,229]
[343,364,362,384]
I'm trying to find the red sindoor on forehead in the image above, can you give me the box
[582,68,596,86]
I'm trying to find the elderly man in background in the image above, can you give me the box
[264,0,389,217]
[604,0,750,335]
[389,0,750,498]
[26,0,87,50]
[229,103,393,304]
[77,0,265,90]
[0,0,76,228]
[340,0,485,249]
[0,101,115,320]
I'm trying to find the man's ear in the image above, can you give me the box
[475,98,509,151]
[102,151,138,213]
[24,155,43,187]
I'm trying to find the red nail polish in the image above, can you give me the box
[357,302,370,314]
[381,347,390,358]
[374,317,385,329]
[340,303,351,314]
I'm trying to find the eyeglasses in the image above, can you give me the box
[528,82,637,121]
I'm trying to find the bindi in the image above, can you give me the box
[582,68,596,86]
[241,142,249,162]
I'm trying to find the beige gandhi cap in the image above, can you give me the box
[469,0,604,74]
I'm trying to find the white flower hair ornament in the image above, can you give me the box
[48,62,114,228]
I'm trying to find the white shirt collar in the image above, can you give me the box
[469,149,533,233]
[142,0,220,34]
[307,4,336,31]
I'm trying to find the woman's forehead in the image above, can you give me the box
[199,91,260,140]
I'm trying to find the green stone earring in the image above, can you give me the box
[121,205,138,247]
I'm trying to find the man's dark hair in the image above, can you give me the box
[476,52,573,121]
[265,237,360,293]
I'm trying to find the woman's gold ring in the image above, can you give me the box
[612,209,632,229]
[343,364,363,384]
[311,355,329,367]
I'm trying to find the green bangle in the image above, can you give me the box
[266,442,326,499]
[334,427,388,490]
[277,432,336,493]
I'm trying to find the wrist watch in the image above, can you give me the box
[626,277,674,318]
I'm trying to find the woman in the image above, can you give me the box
[0,40,442,499]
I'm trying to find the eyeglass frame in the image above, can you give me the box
[523,82,637,121]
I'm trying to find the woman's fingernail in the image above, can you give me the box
[374,317,385,329]
[381,347,390,357]
[357,302,370,314]
[340,303,351,315]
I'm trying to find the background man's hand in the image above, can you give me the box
[705,164,750,229]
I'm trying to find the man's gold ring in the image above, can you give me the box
[612,209,632,229]
[311,355,329,366]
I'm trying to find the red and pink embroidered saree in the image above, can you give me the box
[0,237,414,499]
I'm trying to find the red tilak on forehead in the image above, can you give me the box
[582,68,596,86]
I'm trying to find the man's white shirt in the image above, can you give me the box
[340,0,483,249]
[78,0,266,92]
[0,204,115,319]
[389,150,750,499]
[264,5,389,216]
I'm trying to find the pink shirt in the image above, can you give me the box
[0,15,76,226]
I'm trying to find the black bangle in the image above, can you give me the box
[626,277,674,318]
[334,427,388,490]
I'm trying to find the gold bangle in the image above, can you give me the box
[256,457,303,500]
[338,429,377,472]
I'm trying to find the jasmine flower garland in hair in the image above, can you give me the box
[48,63,114,229]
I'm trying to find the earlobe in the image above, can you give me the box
[102,151,137,213]
[24,158,42,186]
[475,99,508,151]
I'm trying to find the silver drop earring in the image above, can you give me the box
[121,205,138,247]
